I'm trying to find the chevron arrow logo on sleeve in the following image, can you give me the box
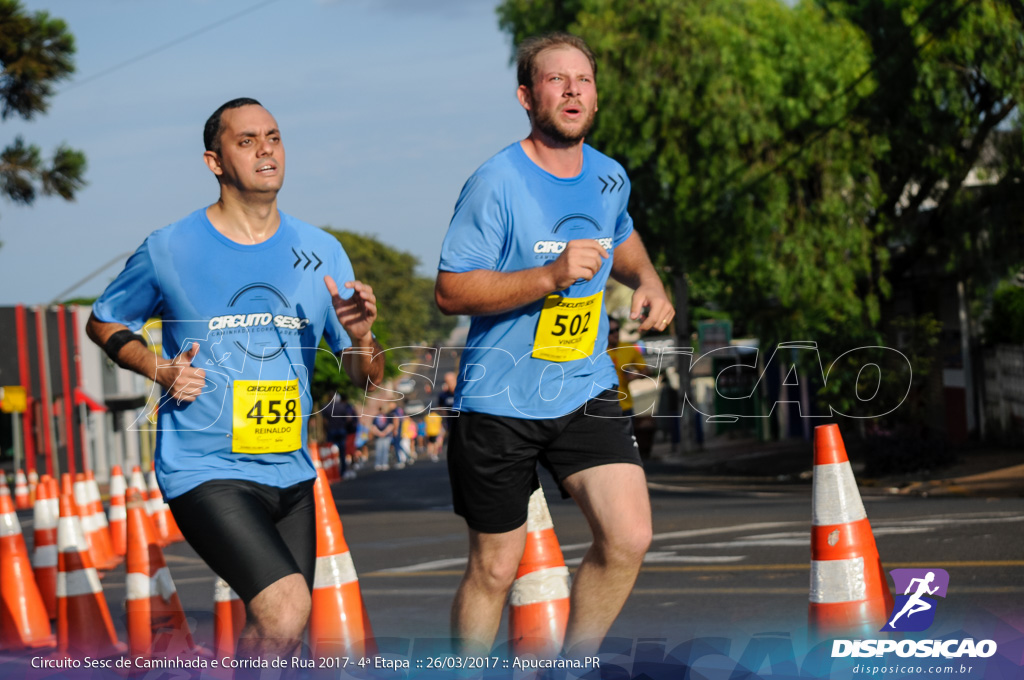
[599,174,626,194]
[292,248,323,271]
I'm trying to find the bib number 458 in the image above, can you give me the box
[246,399,298,425]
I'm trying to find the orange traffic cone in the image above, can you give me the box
[146,469,184,545]
[129,466,147,499]
[329,443,342,483]
[309,467,376,661]
[28,469,39,506]
[309,441,325,473]
[14,469,31,510]
[508,487,571,658]
[55,493,125,657]
[0,486,56,650]
[60,473,72,501]
[46,476,60,528]
[73,473,105,570]
[86,471,120,569]
[323,442,334,482]
[32,475,59,620]
[808,424,893,639]
[108,466,128,557]
[315,441,329,477]
[143,470,166,545]
[213,577,246,659]
[124,489,203,659]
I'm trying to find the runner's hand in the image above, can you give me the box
[156,342,206,404]
[325,276,377,343]
[548,239,609,290]
[631,283,675,333]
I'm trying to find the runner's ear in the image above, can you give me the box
[203,150,223,176]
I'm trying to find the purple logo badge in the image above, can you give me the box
[880,568,950,632]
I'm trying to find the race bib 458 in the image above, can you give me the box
[232,379,303,454]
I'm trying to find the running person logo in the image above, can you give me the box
[880,568,949,632]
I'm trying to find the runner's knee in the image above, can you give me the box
[467,553,521,593]
[246,576,311,639]
[596,522,651,566]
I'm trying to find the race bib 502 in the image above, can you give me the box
[532,291,603,362]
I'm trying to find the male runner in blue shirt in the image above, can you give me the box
[436,33,675,658]
[87,98,384,664]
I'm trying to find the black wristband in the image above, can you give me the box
[103,329,147,365]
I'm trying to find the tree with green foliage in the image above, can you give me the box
[827,0,1024,436]
[987,283,1024,346]
[498,0,1024,441]
[833,0,1024,289]
[0,0,86,237]
[310,229,456,403]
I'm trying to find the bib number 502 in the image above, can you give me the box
[247,399,298,424]
[552,311,592,337]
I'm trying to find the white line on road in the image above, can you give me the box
[378,557,468,573]
[647,482,788,498]
[372,513,1024,574]
[354,585,1024,596]
[664,526,937,550]
[566,553,748,566]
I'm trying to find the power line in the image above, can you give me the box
[62,0,286,92]
[50,251,133,303]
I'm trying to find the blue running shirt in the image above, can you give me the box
[438,142,633,418]
[93,208,354,498]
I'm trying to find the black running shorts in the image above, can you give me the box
[446,389,642,534]
[167,477,316,604]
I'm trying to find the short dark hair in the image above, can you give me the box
[203,97,263,153]
[516,32,597,90]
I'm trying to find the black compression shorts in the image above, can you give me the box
[167,477,316,603]
[446,389,642,534]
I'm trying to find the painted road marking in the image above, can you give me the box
[381,511,1024,574]
[365,560,1024,578]
[352,584,1024,596]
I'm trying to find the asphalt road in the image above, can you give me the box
[6,455,1023,673]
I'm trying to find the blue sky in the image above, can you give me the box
[1,0,527,304]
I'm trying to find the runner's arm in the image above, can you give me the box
[340,335,385,392]
[85,314,206,402]
[435,239,608,316]
[610,231,675,332]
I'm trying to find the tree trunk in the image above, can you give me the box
[673,273,693,453]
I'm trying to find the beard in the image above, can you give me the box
[531,101,596,146]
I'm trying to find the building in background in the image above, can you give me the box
[0,305,152,482]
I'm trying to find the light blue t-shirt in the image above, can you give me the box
[93,208,354,498]
[438,142,633,418]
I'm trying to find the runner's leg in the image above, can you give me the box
[169,479,315,665]
[561,463,651,658]
[451,526,527,656]
[238,573,312,660]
